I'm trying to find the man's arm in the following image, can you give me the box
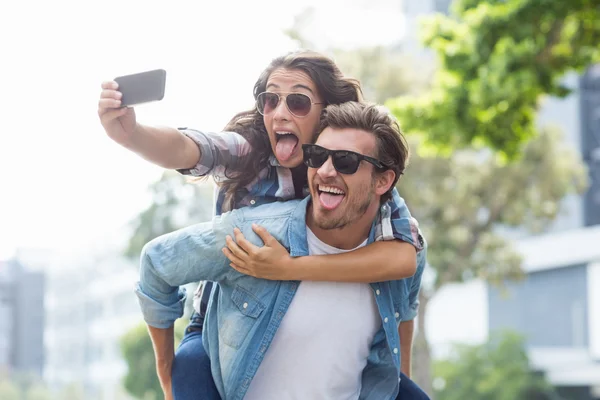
[399,320,414,377]
[136,215,242,400]
[135,215,242,329]
[399,236,427,378]
[148,325,175,400]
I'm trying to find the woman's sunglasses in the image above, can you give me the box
[302,144,390,175]
[256,91,324,118]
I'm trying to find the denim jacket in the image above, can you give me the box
[135,197,427,400]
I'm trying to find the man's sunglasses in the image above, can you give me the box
[302,144,390,175]
[256,91,324,118]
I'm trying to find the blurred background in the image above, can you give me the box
[1,0,599,399]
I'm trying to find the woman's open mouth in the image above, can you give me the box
[275,131,299,161]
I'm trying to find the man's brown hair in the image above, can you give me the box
[318,102,410,203]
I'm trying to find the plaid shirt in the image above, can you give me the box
[176,128,423,314]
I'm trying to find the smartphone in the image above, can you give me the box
[114,69,166,107]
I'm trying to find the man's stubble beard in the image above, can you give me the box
[313,180,375,231]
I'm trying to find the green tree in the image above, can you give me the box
[120,320,187,399]
[125,170,214,259]
[399,127,586,394]
[434,331,558,400]
[390,0,600,158]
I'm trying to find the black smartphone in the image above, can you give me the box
[114,69,166,107]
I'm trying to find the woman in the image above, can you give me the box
[98,50,425,399]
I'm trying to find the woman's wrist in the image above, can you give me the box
[284,255,309,281]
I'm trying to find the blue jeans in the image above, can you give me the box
[171,315,220,400]
[397,372,430,400]
[171,315,430,400]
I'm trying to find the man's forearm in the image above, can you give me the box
[148,325,175,399]
[126,124,200,169]
[399,319,414,377]
[148,324,175,361]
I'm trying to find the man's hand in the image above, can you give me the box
[222,224,293,280]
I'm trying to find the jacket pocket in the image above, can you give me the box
[219,285,266,349]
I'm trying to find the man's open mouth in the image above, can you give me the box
[317,184,346,210]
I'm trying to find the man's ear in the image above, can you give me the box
[375,170,396,196]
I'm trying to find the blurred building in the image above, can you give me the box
[44,248,142,400]
[0,256,45,377]
[489,228,600,399]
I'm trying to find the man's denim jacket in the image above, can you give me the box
[135,196,427,400]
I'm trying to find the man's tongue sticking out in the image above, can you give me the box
[275,135,298,162]
[319,191,344,210]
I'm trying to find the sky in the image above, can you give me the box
[0,0,488,349]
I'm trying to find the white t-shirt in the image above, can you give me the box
[244,228,381,400]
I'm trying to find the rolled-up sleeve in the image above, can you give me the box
[135,212,242,328]
[175,129,251,179]
[404,238,427,321]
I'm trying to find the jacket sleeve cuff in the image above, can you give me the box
[134,282,187,329]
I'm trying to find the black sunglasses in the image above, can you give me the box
[302,144,389,175]
[256,91,324,118]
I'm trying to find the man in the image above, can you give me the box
[136,102,428,399]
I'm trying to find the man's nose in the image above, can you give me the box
[317,157,337,179]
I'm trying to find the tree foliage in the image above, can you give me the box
[389,0,600,158]
[433,331,559,400]
[401,127,587,291]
